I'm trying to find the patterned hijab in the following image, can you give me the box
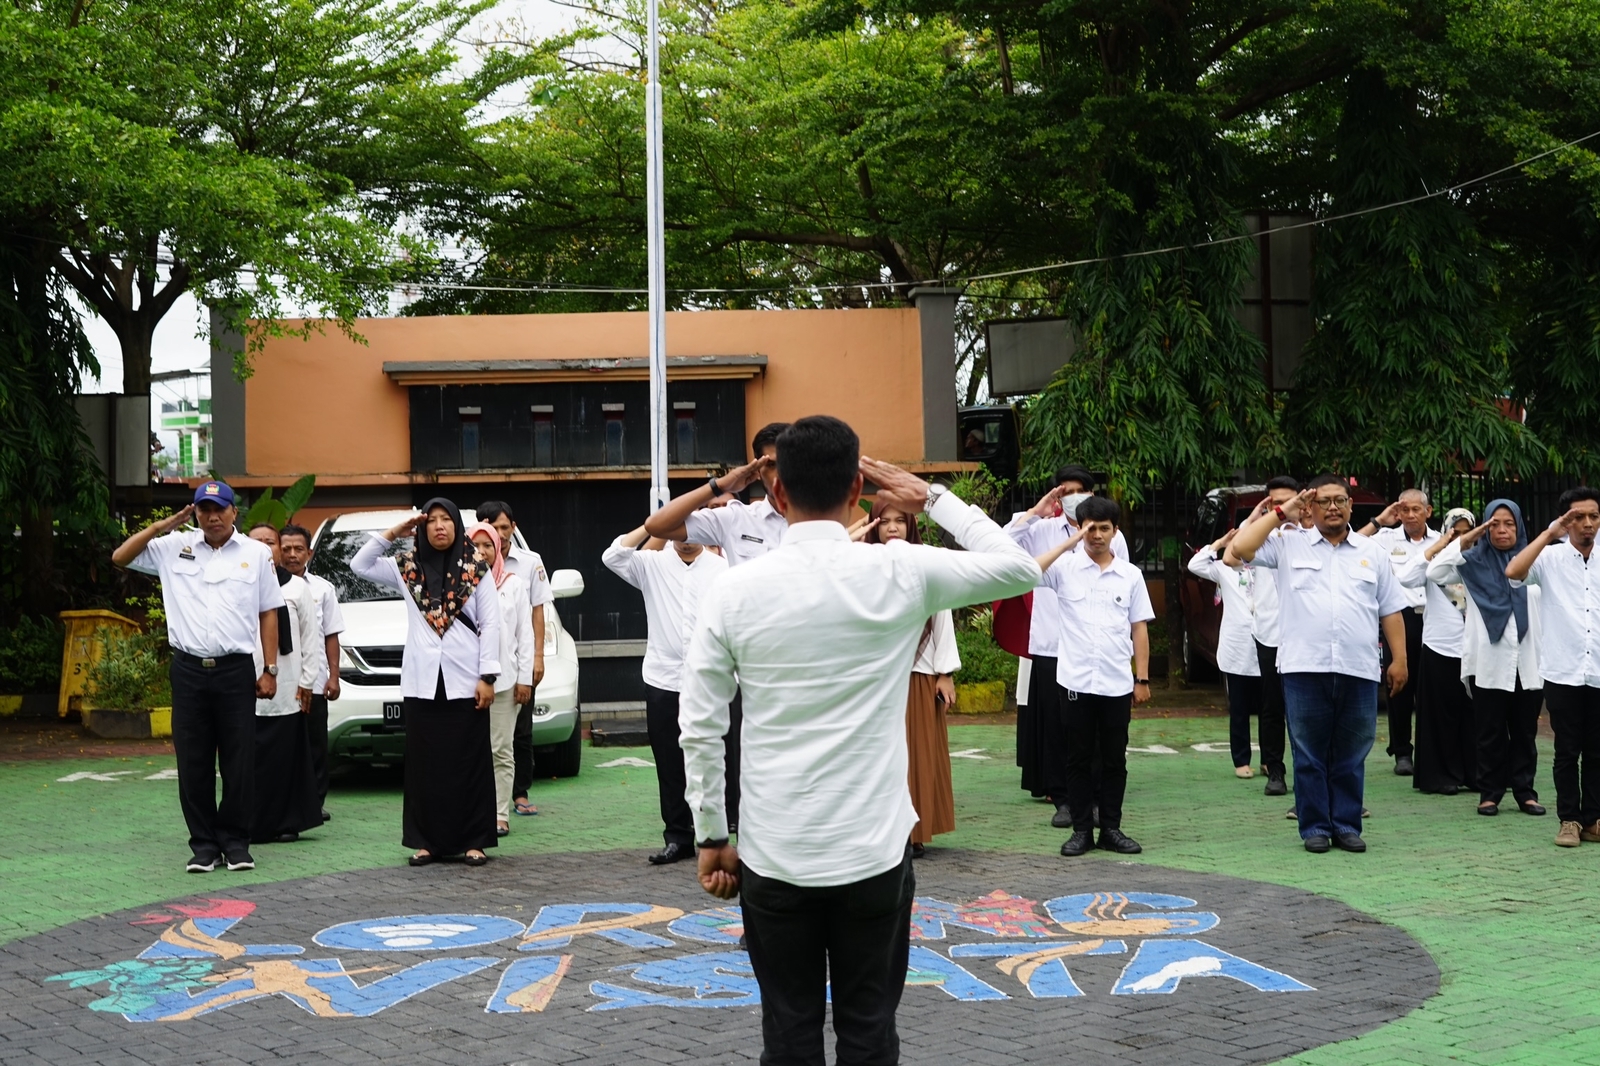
[396,498,484,636]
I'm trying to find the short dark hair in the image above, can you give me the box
[1558,486,1600,511]
[1264,475,1301,494]
[248,522,278,537]
[1305,473,1349,494]
[776,416,859,514]
[476,500,514,525]
[278,523,311,546]
[1055,465,1096,491]
[752,422,790,457]
[1075,495,1120,527]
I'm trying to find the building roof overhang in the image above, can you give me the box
[381,355,768,385]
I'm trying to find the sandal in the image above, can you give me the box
[465,851,490,867]
[514,799,539,816]
[408,850,434,867]
[1478,802,1499,816]
[496,821,510,837]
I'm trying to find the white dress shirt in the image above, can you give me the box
[678,490,1039,886]
[911,610,960,677]
[303,572,345,693]
[1251,527,1410,682]
[603,538,729,691]
[350,533,501,700]
[253,573,320,717]
[1004,513,1129,658]
[1518,542,1600,688]
[1403,551,1465,658]
[1427,541,1543,691]
[1249,528,1286,648]
[503,544,555,608]
[490,572,535,691]
[1186,547,1260,677]
[683,497,788,568]
[129,530,284,657]
[1040,550,1156,697]
[1370,525,1438,611]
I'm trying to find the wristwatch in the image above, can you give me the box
[480,673,499,686]
[696,837,730,850]
[264,664,279,677]
[1134,677,1151,685]
[708,475,726,499]
[926,483,949,510]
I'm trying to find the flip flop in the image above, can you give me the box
[514,800,539,816]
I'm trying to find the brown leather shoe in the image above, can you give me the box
[1555,821,1582,847]
[1581,821,1600,843]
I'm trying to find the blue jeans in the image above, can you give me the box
[1281,673,1379,839]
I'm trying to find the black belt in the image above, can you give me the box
[174,650,253,668]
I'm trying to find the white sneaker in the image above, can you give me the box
[186,856,217,873]
[225,852,255,871]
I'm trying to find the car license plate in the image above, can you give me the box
[382,701,404,728]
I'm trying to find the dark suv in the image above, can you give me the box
[1177,485,1386,679]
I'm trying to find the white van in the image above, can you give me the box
[308,509,585,775]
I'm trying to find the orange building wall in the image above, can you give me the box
[243,308,925,478]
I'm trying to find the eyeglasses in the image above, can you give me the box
[1311,496,1351,508]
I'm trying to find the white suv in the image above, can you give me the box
[308,509,585,775]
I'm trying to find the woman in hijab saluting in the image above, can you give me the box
[353,498,503,865]
[1426,499,1547,817]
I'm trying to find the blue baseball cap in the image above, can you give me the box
[193,481,236,507]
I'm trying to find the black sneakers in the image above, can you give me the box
[185,855,217,874]
[225,852,255,872]
[1097,829,1142,854]
[1264,773,1288,797]
[1059,829,1094,857]
[1049,802,1073,829]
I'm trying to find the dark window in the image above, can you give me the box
[460,407,481,470]
[603,405,626,466]
[308,530,405,603]
[673,402,697,463]
[532,406,554,467]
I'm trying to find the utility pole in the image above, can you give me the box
[645,0,668,513]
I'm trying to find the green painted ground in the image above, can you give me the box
[2,720,1596,1065]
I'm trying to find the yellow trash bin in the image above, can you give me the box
[58,609,142,718]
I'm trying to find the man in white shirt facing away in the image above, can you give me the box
[1035,495,1155,857]
[1504,486,1600,847]
[1358,488,1439,776]
[477,501,554,817]
[278,523,345,822]
[1229,474,1410,855]
[644,422,790,567]
[1004,464,1128,827]
[1244,476,1302,797]
[678,416,1039,1066]
[602,525,729,866]
[112,481,285,874]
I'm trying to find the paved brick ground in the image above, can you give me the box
[1,718,1597,1064]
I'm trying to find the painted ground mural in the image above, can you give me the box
[1,851,1438,1065]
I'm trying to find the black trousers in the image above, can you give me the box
[644,685,695,848]
[1413,647,1476,793]
[1254,640,1289,778]
[1470,678,1542,805]
[512,695,536,801]
[169,652,258,860]
[1224,672,1264,769]
[740,850,914,1066]
[308,695,329,807]
[1061,690,1131,832]
[1543,682,1600,825]
[1382,609,1425,757]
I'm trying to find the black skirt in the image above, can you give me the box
[251,713,323,842]
[402,675,497,856]
[1413,645,1477,793]
[1018,655,1060,797]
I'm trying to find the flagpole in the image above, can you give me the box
[645,0,668,513]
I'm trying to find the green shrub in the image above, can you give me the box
[0,615,65,692]
[953,627,1018,687]
[84,626,172,710]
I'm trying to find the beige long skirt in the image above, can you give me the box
[907,672,956,844]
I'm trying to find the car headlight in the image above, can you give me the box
[339,647,357,670]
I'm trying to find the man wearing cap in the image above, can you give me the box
[113,481,285,873]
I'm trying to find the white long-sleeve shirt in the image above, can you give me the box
[911,610,960,677]
[1403,549,1465,658]
[678,490,1040,886]
[1427,541,1542,691]
[253,573,320,717]
[602,538,729,691]
[490,572,535,691]
[1370,525,1438,611]
[1186,547,1260,677]
[304,572,345,693]
[1003,512,1128,658]
[350,533,500,700]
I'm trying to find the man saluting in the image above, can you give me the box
[676,416,1039,1065]
[113,482,284,874]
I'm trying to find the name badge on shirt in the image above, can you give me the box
[178,548,196,561]
[740,534,764,543]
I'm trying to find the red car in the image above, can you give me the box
[1178,484,1386,679]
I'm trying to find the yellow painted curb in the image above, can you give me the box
[952,680,1007,715]
[0,696,21,717]
[149,707,172,738]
